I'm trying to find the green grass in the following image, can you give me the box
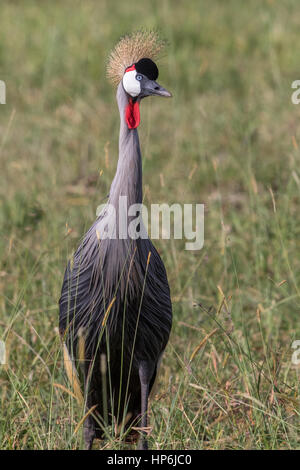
[0,0,300,449]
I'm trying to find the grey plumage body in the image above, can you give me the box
[59,82,172,449]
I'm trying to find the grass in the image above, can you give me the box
[0,0,300,449]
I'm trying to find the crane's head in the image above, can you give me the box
[122,58,171,99]
[107,31,171,129]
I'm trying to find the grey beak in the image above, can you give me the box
[144,80,172,98]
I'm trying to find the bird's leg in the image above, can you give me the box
[83,417,95,450]
[83,390,96,450]
[137,361,153,450]
[83,366,96,450]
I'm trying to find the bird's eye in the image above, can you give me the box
[136,74,143,81]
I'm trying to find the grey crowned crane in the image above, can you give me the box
[59,31,172,450]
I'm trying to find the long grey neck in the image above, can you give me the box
[109,83,142,208]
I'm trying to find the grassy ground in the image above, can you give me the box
[0,0,299,449]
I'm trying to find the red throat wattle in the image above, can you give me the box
[125,98,140,129]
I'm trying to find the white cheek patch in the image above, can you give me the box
[122,70,141,97]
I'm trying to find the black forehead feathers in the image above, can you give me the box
[135,58,159,81]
